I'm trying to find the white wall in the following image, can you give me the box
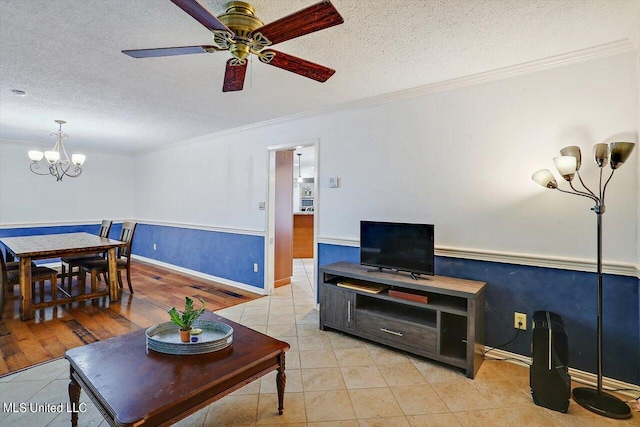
[132,51,638,265]
[0,140,134,225]
[133,134,269,232]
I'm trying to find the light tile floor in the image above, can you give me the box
[1,259,638,426]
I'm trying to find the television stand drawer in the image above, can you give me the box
[355,311,436,353]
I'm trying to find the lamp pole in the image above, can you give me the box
[532,141,635,420]
[595,205,603,394]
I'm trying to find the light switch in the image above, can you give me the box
[329,177,339,188]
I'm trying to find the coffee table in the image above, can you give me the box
[65,312,289,426]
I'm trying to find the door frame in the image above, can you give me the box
[265,138,319,296]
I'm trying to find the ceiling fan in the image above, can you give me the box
[122,0,344,92]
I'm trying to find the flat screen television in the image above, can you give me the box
[360,221,434,278]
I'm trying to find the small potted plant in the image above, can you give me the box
[168,296,206,343]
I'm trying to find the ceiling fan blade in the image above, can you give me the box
[122,45,217,58]
[252,0,343,46]
[170,0,233,34]
[261,49,335,82]
[223,59,247,92]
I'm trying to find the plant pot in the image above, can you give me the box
[179,328,191,343]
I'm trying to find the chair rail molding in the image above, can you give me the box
[135,220,265,237]
[317,237,639,278]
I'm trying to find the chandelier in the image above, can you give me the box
[28,120,86,181]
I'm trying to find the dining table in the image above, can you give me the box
[0,232,125,320]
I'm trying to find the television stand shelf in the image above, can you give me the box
[319,261,486,378]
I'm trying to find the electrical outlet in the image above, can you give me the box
[514,312,527,330]
[253,263,259,273]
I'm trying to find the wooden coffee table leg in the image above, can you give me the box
[276,352,286,415]
[69,366,81,427]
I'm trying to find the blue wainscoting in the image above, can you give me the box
[318,243,640,385]
[0,223,264,290]
[133,224,265,289]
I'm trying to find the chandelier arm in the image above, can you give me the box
[568,182,600,203]
[64,165,82,178]
[600,169,615,206]
[29,162,53,176]
[575,170,597,197]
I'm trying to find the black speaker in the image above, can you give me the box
[530,310,571,412]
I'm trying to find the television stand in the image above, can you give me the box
[320,262,486,378]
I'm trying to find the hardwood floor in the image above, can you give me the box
[0,261,261,376]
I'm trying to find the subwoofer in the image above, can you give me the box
[530,310,571,412]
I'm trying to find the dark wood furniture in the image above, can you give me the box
[61,219,113,288]
[0,250,58,320]
[319,261,486,378]
[0,233,125,320]
[293,213,314,258]
[65,312,290,427]
[77,222,137,294]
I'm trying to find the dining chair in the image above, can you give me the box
[0,249,58,319]
[61,220,113,289]
[3,247,20,271]
[78,222,137,294]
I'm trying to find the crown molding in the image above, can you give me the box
[138,40,636,155]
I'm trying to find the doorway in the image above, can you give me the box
[265,139,318,296]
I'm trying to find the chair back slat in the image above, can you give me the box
[118,222,137,259]
[0,249,7,289]
[99,220,113,238]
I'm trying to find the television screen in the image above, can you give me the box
[360,221,434,276]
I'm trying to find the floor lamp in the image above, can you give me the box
[532,141,635,420]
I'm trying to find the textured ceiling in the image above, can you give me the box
[0,0,639,153]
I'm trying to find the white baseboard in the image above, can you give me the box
[485,348,639,398]
[131,254,266,296]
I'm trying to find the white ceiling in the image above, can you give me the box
[1,0,638,153]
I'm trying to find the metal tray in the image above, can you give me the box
[145,320,233,355]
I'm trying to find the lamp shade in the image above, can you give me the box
[593,143,609,167]
[71,154,86,166]
[608,142,635,170]
[28,150,44,161]
[553,156,577,181]
[560,145,582,170]
[532,169,558,189]
[44,150,60,163]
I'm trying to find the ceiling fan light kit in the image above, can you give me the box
[122,0,344,92]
